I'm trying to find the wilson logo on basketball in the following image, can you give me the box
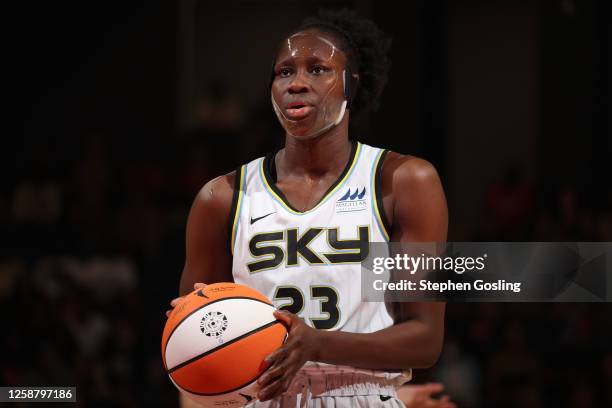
[200,311,228,338]
[335,186,367,213]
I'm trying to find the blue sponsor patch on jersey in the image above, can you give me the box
[336,187,367,212]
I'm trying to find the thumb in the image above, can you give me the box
[273,309,295,325]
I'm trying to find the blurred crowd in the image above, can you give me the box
[1,126,611,407]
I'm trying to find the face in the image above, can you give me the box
[271,30,348,139]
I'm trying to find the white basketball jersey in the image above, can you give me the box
[229,141,410,384]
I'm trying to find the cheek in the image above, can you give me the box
[271,77,291,98]
[271,84,282,102]
[320,76,344,100]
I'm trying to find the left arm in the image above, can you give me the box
[257,155,448,400]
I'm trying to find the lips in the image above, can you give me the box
[285,102,313,120]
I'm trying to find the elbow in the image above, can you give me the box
[420,342,443,368]
[410,334,444,369]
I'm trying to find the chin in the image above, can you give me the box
[285,123,334,140]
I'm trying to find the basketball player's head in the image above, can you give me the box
[270,9,392,139]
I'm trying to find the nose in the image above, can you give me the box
[288,70,310,94]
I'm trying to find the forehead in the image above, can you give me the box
[275,30,346,63]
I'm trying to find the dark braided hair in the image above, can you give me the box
[293,9,392,119]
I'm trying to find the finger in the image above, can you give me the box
[259,348,299,386]
[170,297,183,307]
[423,382,445,394]
[263,346,290,367]
[165,310,171,317]
[264,335,300,364]
[259,366,298,401]
[415,385,444,400]
[413,393,426,404]
[436,396,457,408]
[194,282,206,289]
[258,355,294,387]
[273,309,295,326]
[257,376,285,401]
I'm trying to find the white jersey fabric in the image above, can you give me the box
[229,141,410,404]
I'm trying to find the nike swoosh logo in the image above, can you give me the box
[380,395,392,402]
[250,212,275,225]
[239,393,253,402]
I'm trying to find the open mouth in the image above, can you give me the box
[285,103,313,120]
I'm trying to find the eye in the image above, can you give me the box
[278,68,292,77]
[311,65,327,75]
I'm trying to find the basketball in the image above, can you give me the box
[162,282,287,407]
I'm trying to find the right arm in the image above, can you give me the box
[179,171,236,296]
[173,172,236,407]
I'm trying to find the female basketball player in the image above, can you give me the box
[169,9,448,407]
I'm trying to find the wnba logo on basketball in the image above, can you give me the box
[200,311,228,340]
[335,186,367,213]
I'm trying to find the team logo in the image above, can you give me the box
[200,311,228,340]
[335,186,367,213]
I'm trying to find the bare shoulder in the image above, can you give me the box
[379,151,447,241]
[381,151,443,192]
[191,171,236,216]
[188,171,236,231]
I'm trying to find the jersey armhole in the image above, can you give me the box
[228,165,246,256]
[373,150,392,241]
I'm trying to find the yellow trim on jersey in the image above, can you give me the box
[371,150,390,241]
[259,142,362,215]
[230,166,246,255]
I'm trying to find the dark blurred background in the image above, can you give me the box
[4,0,611,407]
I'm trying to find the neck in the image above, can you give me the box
[278,117,352,179]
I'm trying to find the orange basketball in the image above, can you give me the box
[162,282,287,407]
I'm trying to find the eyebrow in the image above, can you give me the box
[274,54,330,67]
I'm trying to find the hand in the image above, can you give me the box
[256,310,321,401]
[165,282,206,317]
[396,382,457,408]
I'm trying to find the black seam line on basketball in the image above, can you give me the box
[174,356,268,396]
[164,296,274,362]
[167,319,281,375]
[262,139,358,213]
[164,296,274,361]
[250,211,275,225]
